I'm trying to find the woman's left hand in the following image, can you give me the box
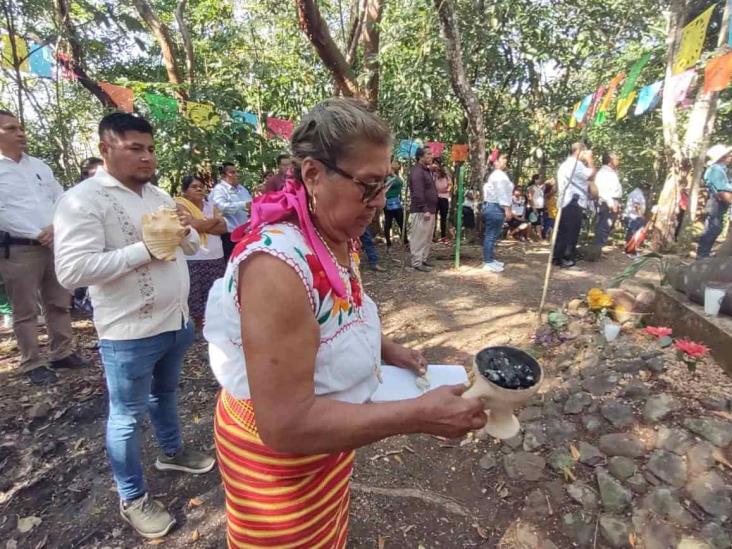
[386,343,428,376]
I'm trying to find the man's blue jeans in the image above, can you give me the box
[99,321,194,501]
[593,202,618,246]
[698,195,729,258]
[360,228,379,267]
[482,203,505,263]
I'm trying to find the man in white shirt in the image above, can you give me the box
[54,113,214,540]
[554,143,596,268]
[624,186,647,243]
[0,110,88,382]
[593,152,623,248]
[481,153,513,272]
[527,174,545,239]
[210,162,252,261]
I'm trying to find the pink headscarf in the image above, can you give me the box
[231,177,347,298]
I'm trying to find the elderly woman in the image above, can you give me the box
[204,98,486,548]
[175,175,226,328]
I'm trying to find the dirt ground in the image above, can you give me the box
[0,238,713,548]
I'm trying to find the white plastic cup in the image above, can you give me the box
[603,321,621,342]
[704,287,726,316]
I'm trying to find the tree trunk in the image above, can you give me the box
[52,0,116,109]
[679,0,731,240]
[346,0,366,66]
[175,0,195,85]
[651,0,687,251]
[433,0,486,190]
[132,0,187,101]
[295,0,361,98]
[361,0,383,108]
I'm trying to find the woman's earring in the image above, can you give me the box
[309,193,318,215]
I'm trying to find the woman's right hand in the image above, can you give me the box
[416,384,487,438]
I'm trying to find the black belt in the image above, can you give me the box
[1,232,42,259]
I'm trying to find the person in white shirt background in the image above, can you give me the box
[624,185,647,243]
[54,112,215,540]
[210,161,252,262]
[593,152,623,249]
[0,109,88,384]
[527,174,545,240]
[553,142,596,268]
[481,153,513,272]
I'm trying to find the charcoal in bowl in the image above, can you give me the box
[476,346,540,390]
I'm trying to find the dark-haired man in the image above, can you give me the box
[0,109,87,383]
[211,161,252,261]
[593,152,623,249]
[54,112,214,540]
[79,156,103,181]
[408,147,437,271]
[262,152,292,193]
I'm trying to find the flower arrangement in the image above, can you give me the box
[644,326,673,338]
[673,338,710,373]
[587,288,613,311]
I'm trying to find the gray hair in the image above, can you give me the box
[290,97,392,178]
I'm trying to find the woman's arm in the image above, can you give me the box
[175,204,224,234]
[381,336,427,375]
[240,254,486,455]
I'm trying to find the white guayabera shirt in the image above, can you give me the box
[54,167,200,340]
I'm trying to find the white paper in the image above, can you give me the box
[370,364,469,402]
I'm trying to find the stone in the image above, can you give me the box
[608,456,637,480]
[578,441,605,466]
[601,402,635,428]
[567,298,583,311]
[599,514,631,548]
[503,452,546,482]
[542,401,562,418]
[619,380,651,399]
[615,344,644,359]
[687,471,732,520]
[646,450,687,487]
[551,388,569,403]
[566,481,598,508]
[561,513,595,547]
[598,433,646,457]
[582,414,603,433]
[642,521,679,549]
[524,489,552,517]
[700,522,732,549]
[645,355,666,373]
[626,473,649,493]
[519,406,544,422]
[503,433,524,449]
[684,418,732,447]
[28,402,51,419]
[543,479,568,507]
[641,349,663,360]
[596,468,632,512]
[641,487,696,527]
[701,397,729,411]
[582,372,620,395]
[614,358,645,374]
[656,426,693,455]
[586,400,601,414]
[545,419,577,443]
[563,391,592,414]
[687,442,716,477]
[643,394,682,423]
[479,454,496,471]
[523,423,547,452]
[678,538,713,549]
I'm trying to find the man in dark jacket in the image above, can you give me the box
[408,147,438,271]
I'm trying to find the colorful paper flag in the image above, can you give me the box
[99,82,134,113]
[185,101,220,130]
[586,86,606,120]
[398,139,419,159]
[634,81,663,116]
[729,0,732,47]
[142,93,178,120]
[573,94,594,124]
[450,144,468,162]
[595,72,625,124]
[426,141,445,157]
[489,148,500,163]
[703,51,732,94]
[266,117,294,140]
[616,91,637,120]
[1,34,29,72]
[55,51,79,80]
[569,101,580,128]
[669,69,696,104]
[619,52,652,99]
[231,110,258,128]
[27,42,53,78]
[673,5,716,75]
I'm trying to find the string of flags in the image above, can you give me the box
[566,3,732,127]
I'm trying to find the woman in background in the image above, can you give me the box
[384,157,406,249]
[433,160,451,241]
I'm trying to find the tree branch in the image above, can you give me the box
[175,0,195,85]
[360,0,383,108]
[346,0,366,66]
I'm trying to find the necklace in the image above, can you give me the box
[313,226,352,275]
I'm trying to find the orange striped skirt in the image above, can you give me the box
[214,390,354,548]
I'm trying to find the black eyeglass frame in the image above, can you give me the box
[315,158,393,202]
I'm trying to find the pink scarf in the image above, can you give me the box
[231,177,346,298]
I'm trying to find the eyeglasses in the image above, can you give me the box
[316,158,392,202]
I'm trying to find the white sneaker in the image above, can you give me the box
[482,262,504,273]
[493,261,505,267]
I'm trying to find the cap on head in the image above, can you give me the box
[707,144,732,165]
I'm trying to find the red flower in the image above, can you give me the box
[644,326,673,338]
[305,253,331,302]
[230,225,262,261]
[350,275,363,307]
[673,339,710,358]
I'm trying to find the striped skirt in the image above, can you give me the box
[214,390,354,548]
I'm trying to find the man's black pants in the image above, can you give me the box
[553,201,584,262]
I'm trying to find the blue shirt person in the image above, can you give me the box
[698,144,732,258]
[210,162,252,261]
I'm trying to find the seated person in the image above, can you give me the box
[507,188,530,240]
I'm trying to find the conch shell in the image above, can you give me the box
[142,206,186,261]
